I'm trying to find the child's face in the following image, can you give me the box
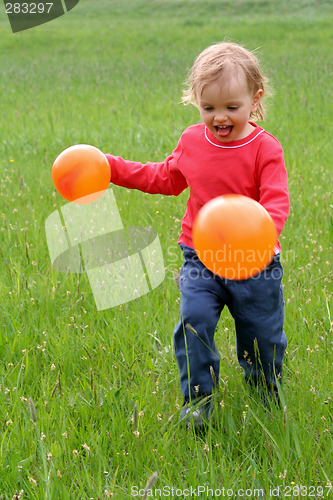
[198,72,262,143]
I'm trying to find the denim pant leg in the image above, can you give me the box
[227,255,287,396]
[173,246,225,401]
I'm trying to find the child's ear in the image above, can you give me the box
[251,89,263,112]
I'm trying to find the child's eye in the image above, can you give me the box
[228,106,238,111]
[203,106,214,111]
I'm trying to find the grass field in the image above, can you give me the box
[0,0,333,498]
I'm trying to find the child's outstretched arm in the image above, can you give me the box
[105,140,188,196]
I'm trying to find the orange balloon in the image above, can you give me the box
[192,195,277,280]
[52,144,110,204]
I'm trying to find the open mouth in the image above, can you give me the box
[215,125,233,137]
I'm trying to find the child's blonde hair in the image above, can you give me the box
[182,42,270,121]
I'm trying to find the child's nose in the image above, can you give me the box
[214,111,227,122]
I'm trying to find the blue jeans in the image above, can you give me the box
[173,245,287,402]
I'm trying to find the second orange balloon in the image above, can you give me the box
[192,195,277,280]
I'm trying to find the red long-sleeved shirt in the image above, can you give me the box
[106,122,289,253]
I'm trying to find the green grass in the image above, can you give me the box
[0,0,333,498]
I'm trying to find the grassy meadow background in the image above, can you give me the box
[0,0,332,497]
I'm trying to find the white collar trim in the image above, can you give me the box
[204,126,265,149]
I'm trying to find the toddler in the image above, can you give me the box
[105,42,289,428]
